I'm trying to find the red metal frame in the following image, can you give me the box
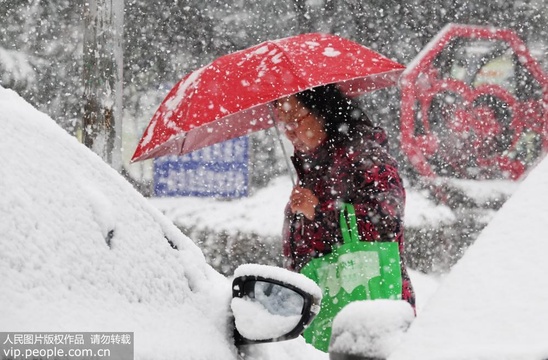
[400,23,548,180]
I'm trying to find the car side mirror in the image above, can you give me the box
[231,264,321,346]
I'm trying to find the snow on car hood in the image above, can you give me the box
[0,87,237,359]
[389,154,548,360]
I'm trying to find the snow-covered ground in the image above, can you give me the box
[150,175,459,239]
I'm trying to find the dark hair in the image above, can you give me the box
[295,84,373,146]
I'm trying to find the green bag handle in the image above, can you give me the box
[301,202,404,353]
[340,203,360,244]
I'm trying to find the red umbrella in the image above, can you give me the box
[131,33,405,162]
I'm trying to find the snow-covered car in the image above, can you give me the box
[0,87,325,360]
[326,155,548,360]
[387,153,548,359]
[325,153,548,360]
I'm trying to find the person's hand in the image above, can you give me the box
[289,186,319,220]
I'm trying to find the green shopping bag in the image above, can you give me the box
[300,203,403,352]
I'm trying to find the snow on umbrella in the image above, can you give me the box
[131,32,405,162]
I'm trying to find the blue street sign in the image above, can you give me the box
[154,136,249,198]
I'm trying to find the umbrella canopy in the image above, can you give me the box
[132,33,405,162]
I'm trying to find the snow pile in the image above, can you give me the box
[152,175,456,238]
[0,87,327,360]
[404,189,455,227]
[444,178,518,204]
[330,300,415,359]
[151,175,293,238]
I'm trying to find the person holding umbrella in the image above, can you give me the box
[275,84,415,348]
[130,32,415,351]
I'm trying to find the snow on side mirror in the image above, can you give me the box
[231,264,322,346]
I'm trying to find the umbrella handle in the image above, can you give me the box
[269,103,305,235]
[269,104,297,186]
